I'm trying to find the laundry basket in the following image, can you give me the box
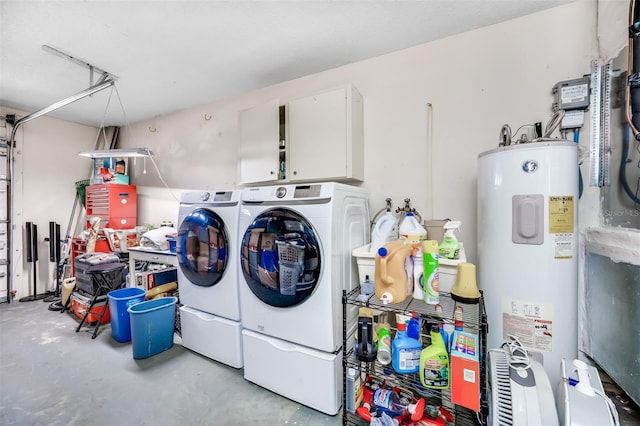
[276,239,305,296]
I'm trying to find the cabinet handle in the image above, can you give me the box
[152,256,159,260]
[293,171,297,175]
[270,171,275,175]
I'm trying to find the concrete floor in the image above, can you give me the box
[0,300,342,426]
[2,299,639,426]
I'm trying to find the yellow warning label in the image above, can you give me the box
[548,196,574,234]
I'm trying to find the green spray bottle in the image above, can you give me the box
[419,324,450,389]
[438,221,461,260]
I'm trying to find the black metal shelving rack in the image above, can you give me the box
[342,287,488,426]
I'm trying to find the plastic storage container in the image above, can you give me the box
[352,244,376,285]
[70,292,111,324]
[107,287,146,343]
[128,296,177,359]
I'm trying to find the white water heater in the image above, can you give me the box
[477,141,578,389]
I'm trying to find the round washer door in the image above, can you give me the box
[240,208,321,308]
[177,208,228,287]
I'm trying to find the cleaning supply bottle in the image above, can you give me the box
[399,212,427,247]
[377,323,392,365]
[438,220,462,260]
[360,274,374,296]
[411,243,424,300]
[407,312,421,340]
[422,240,440,305]
[370,387,426,421]
[370,211,399,254]
[420,325,450,389]
[392,322,422,374]
[375,240,413,305]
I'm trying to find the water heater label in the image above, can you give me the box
[548,196,574,234]
[554,233,573,259]
[501,298,554,352]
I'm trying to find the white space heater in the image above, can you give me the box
[488,347,559,425]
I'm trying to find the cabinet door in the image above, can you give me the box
[288,87,349,182]
[239,99,280,184]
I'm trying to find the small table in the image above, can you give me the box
[127,246,177,288]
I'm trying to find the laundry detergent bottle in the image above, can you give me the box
[392,322,422,374]
[399,212,427,247]
[370,212,399,254]
[419,325,450,389]
[375,240,413,305]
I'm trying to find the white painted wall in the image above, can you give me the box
[118,1,598,267]
[1,106,104,300]
[3,1,604,301]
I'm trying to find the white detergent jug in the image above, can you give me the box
[399,212,427,247]
[370,212,399,254]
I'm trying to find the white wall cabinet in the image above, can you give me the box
[238,99,281,184]
[238,84,363,185]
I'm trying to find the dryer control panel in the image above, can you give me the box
[293,184,321,198]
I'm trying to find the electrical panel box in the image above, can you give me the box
[553,77,590,110]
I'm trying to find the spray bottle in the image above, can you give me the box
[419,324,450,389]
[438,221,461,260]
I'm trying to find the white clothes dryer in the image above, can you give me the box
[176,190,243,368]
[238,182,369,415]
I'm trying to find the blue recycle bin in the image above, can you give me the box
[128,297,177,359]
[107,287,146,343]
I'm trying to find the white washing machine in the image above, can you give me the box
[177,190,243,368]
[238,182,369,415]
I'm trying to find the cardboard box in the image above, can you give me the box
[135,267,178,291]
[450,331,480,412]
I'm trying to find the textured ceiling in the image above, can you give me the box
[0,1,573,128]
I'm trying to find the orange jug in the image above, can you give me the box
[374,240,413,304]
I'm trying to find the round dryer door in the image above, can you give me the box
[177,208,229,287]
[240,208,321,308]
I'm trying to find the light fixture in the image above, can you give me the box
[78,148,153,158]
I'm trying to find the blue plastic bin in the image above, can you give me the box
[107,287,146,343]
[127,297,177,359]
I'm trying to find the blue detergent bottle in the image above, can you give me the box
[407,312,421,340]
[392,322,422,374]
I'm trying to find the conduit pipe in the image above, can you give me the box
[5,77,115,302]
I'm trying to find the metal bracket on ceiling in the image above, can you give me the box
[42,44,118,86]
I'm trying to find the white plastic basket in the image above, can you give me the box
[276,240,305,264]
[352,244,375,284]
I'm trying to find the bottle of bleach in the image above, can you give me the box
[399,212,427,247]
[370,212,399,254]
